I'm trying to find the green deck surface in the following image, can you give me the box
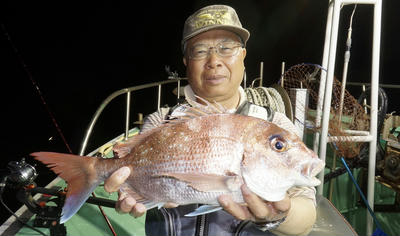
[309,128,400,236]
[322,167,400,236]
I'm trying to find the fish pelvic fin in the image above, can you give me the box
[185,205,223,217]
[30,152,101,223]
[142,201,165,210]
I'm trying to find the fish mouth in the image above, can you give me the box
[298,158,324,186]
[301,159,325,177]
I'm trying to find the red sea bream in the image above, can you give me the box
[31,103,325,223]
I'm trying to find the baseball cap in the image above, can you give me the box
[182,5,250,50]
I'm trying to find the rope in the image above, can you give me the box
[244,87,286,115]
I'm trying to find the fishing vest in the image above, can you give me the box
[145,101,277,236]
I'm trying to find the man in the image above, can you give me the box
[105,5,317,236]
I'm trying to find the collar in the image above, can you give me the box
[183,85,248,113]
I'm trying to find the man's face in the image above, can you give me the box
[183,30,246,103]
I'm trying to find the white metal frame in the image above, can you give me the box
[313,0,382,235]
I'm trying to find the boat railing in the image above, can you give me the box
[346,82,400,89]
[79,77,187,156]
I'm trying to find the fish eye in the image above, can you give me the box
[270,135,287,152]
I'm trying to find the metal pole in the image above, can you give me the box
[338,5,356,127]
[317,0,341,195]
[280,62,285,87]
[347,81,400,89]
[177,80,181,99]
[313,0,334,157]
[125,92,131,141]
[157,84,162,110]
[366,0,382,234]
[259,61,264,87]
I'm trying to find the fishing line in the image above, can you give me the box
[1,23,117,236]
[330,140,387,236]
[295,112,386,235]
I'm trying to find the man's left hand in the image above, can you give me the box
[218,184,290,223]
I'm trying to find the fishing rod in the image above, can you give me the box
[1,23,118,236]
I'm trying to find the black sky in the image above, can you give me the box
[1,0,399,225]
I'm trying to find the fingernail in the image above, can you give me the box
[118,191,126,201]
[117,166,131,178]
[241,184,250,195]
[133,204,146,218]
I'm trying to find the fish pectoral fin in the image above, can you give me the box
[184,205,223,217]
[154,172,242,192]
[120,184,165,210]
[120,184,148,203]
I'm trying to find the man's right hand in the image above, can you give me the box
[104,166,147,218]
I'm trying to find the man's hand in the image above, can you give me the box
[218,184,290,223]
[104,166,147,218]
[104,166,179,217]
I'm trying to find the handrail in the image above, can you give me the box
[79,78,187,156]
[315,1,382,235]
[346,82,400,89]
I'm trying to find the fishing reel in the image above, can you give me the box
[1,157,117,236]
[0,158,67,236]
[6,158,38,187]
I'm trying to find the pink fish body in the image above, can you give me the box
[32,104,325,223]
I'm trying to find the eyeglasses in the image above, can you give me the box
[187,41,244,60]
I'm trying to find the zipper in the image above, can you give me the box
[160,208,175,236]
[195,208,209,236]
[198,215,206,236]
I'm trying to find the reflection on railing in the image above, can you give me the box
[79,78,187,156]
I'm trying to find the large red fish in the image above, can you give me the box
[31,102,324,223]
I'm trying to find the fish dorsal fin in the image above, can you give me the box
[155,172,242,192]
[113,126,164,158]
[190,95,227,114]
[166,96,228,123]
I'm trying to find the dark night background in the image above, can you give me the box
[1,0,399,226]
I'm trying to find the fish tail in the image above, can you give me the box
[31,152,103,223]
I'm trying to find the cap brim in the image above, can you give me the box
[182,25,250,48]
